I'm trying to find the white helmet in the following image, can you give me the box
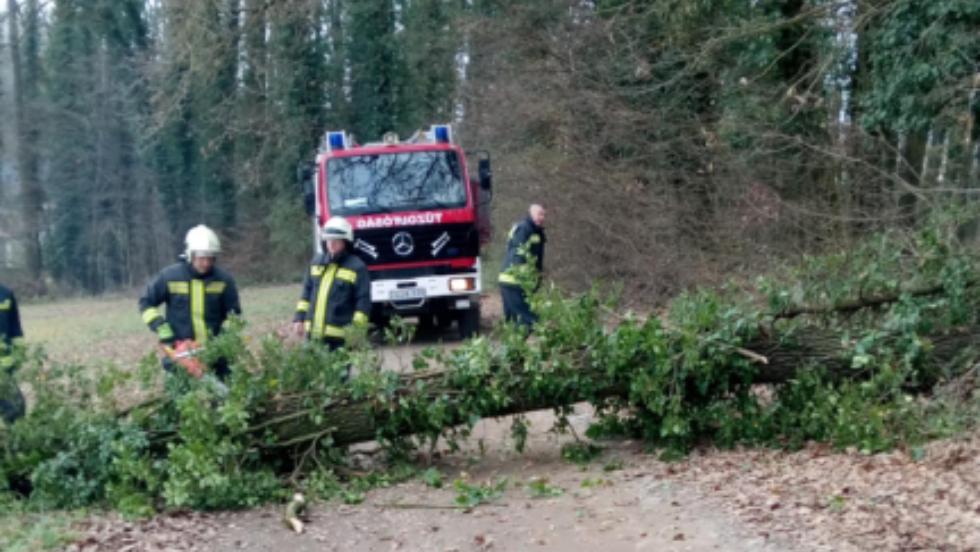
[322,216,353,242]
[185,224,221,259]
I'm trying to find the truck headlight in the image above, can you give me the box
[449,277,475,292]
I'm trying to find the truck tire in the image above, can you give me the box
[418,314,437,334]
[371,314,391,331]
[458,305,481,339]
[435,313,453,330]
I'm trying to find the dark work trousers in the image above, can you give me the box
[500,284,536,332]
[0,368,25,424]
[323,337,345,352]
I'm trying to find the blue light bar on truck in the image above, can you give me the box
[432,124,453,144]
[326,131,348,151]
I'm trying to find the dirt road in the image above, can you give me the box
[69,403,801,552]
[202,409,796,552]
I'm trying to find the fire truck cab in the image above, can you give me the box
[300,124,492,338]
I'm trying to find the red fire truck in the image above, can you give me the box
[300,124,493,338]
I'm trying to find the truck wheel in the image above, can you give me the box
[435,313,453,330]
[371,314,391,331]
[458,305,481,339]
[418,314,437,334]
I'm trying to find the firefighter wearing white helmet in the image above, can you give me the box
[293,216,371,353]
[321,216,354,242]
[138,224,242,379]
[184,224,222,258]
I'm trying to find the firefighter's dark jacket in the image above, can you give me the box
[0,284,24,371]
[138,262,242,344]
[294,250,371,341]
[498,216,546,287]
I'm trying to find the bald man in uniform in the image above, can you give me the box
[497,204,547,332]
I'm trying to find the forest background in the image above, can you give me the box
[0,0,977,300]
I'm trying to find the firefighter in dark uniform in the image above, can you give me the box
[0,283,26,424]
[293,216,371,353]
[138,225,242,379]
[498,204,547,332]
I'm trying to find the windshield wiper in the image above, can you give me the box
[346,200,461,215]
[424,198,464,210]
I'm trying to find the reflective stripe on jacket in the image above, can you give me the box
[294,250,371,341]
[498,216,546,287]
[138,263,242,343]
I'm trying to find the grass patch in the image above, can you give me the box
[0,506,79,551]
[20,284,298,365]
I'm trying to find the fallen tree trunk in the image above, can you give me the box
[773,279,977,320]
[262,325,980,449]
[748,325,979,383]
[775,284,946,319]
[261,365,606,451]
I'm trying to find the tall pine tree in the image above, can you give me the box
[401,0,459,129]
[45,0,155,290]
[150,0,240,252]
[347,0,405,139]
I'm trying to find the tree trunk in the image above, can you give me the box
[8,0,45,288]
[747,326,976,384]
[899,130,927,224]
[969,68,980,188]
[259,325,980,449]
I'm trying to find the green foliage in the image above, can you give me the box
[347,0,408,139]
[579,477,612,489]
[526,477,563,498]
[859,0,980,133]
[452,478,507,508]
[602,458,624,472]
[400,0,460,130]
[560,442,603,465]
[421,467,444,488]
[29,419,144,509]
[2,329,345,512]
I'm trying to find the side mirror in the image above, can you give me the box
[297,162,315,217]
[477,152,492,191]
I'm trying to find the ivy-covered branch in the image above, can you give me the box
[773,281,969,320]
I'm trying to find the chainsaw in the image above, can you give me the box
[162,339,206,378]
[161,340,229,396]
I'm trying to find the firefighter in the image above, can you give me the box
[0,283,26,424]
[292,217,371,352]
[138,225,242,379]
[498,204,547,331]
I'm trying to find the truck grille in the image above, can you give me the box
[351,223,480,267]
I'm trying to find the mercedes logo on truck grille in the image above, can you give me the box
[392,231,415,257]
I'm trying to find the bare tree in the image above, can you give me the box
[6,0,44,290]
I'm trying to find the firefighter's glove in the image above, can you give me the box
[157,322,176,345]
[345,323,370,350]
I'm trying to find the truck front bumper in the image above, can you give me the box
[370,269,481,316]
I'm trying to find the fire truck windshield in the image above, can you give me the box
[327,150,467,215]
